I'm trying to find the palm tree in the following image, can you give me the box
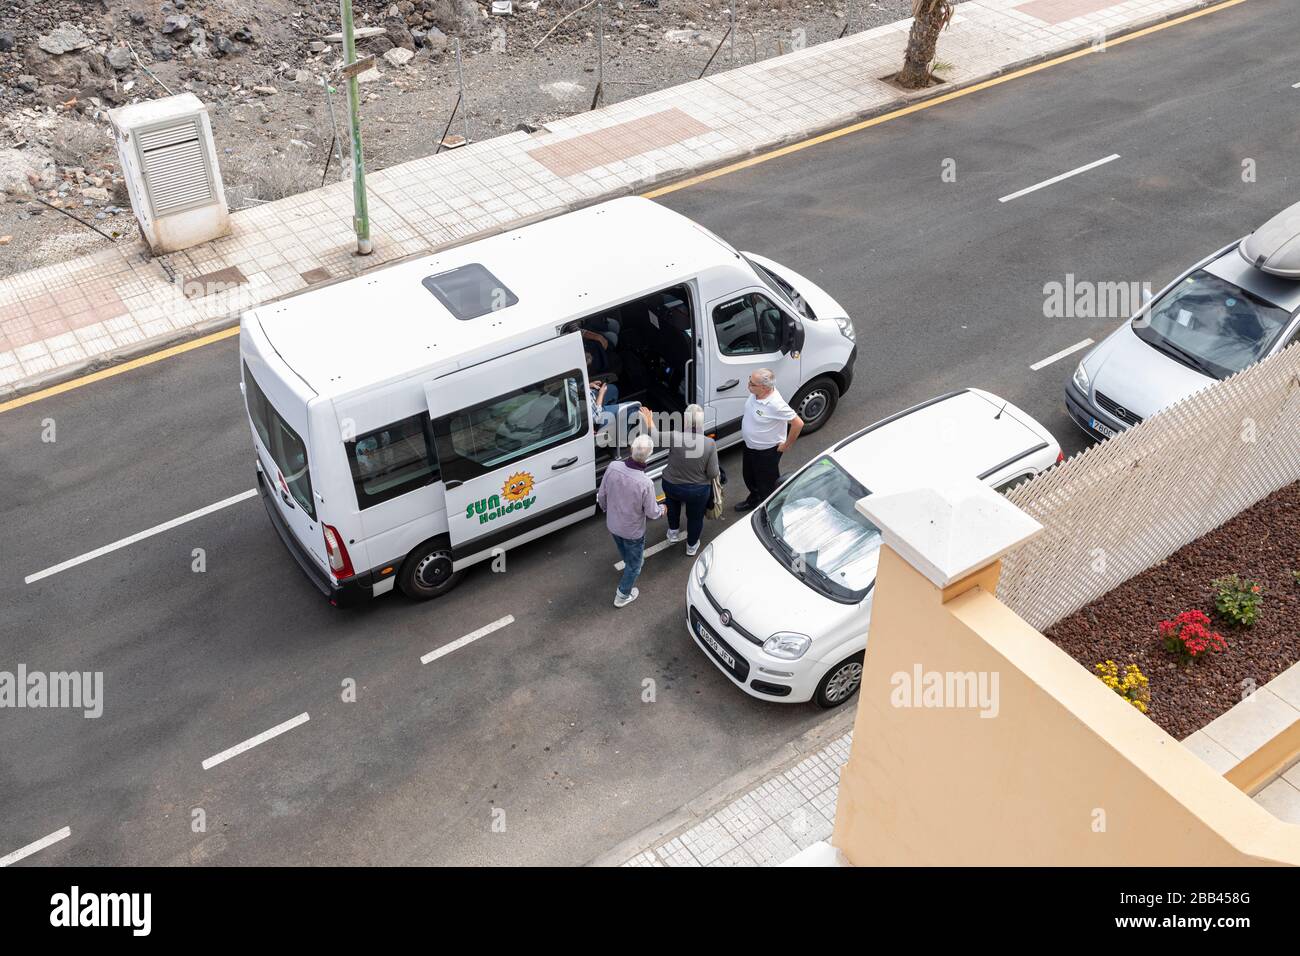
[896,0,957,90]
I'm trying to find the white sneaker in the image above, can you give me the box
[666,529,683,543]
[686,541,700,556]
[614,587,640,608]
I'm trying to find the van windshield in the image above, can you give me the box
[754,456,879,603]
[243,362,315,518]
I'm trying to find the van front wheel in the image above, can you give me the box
[791,377,839,435]
[398,542,463,600]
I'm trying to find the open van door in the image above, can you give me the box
[426,332,597,567]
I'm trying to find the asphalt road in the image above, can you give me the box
[1,0,1296,866]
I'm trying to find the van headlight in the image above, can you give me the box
[692,544,713,586]
[834,316,855,343]
[763,631,812,660]
[1072,360,1091,395]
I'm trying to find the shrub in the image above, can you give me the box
[1158,610,1226,665]
[1095,660,1150,713]
[1212,574,1263,627]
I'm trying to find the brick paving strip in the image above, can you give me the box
[0,0,1225,400]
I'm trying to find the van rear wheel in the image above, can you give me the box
[791,377,839,435]
[398,542,462,600]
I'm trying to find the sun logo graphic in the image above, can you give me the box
[502,472,534,502]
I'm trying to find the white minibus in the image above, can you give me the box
[238,197,857,604]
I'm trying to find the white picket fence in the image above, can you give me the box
[998,343,1300,631]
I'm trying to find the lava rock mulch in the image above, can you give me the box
[1044,481,1300,740]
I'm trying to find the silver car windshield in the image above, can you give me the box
[760,457,880,601]
[1132,270,1291,379]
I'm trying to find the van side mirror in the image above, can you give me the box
[780,313,805,355]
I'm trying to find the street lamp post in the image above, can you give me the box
[340,0,372,255]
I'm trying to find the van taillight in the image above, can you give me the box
[322,524,354,580]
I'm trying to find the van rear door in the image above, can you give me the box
[426,332,597,567]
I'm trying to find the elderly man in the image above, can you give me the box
[596,434,665,607]
[735,368,803,513]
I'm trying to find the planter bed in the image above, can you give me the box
[1044,482,1300,739]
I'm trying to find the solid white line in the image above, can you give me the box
[614,537,677,571]
[201,712,310,770]
[998,154,1121,203]
[1031,338,1094,371]
[24,488,258,584]
[421,615,515,665]
[0,826,71,867]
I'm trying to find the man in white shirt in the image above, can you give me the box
[735,368,803,513]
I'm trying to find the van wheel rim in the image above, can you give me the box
[415,552,453,590]
[825,662,862,702]
[799,390,829,423]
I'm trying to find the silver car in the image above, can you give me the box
[1066,201,1300,439]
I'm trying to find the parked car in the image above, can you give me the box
[1066,200,1300,440]
[685,388,1062,708]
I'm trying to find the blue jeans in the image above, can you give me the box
[662,479,710,547]
[612,533,645,597]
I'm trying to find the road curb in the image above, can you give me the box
[587,708,856,867]
[0,0,1225,406]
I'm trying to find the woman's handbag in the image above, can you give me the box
[706,467,726,519]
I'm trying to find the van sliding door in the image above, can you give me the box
[425,332,597,567]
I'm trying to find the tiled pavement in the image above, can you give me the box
[0,0,1221,398]
[619,731,852,867]
[1184,661,1300,826]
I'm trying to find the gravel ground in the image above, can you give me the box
[0,0,917,279]
[1044,482,1300,740]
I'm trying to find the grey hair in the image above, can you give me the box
[752,368,775,388]
[630,434,655,463]
[684,404,705,432]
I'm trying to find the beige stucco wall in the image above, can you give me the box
[832,546,1300,866]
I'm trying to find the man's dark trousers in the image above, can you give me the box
[741,445,782,505]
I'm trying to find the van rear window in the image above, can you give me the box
[422,263,518,320]
[345,415,440,509]
[243,361,315,519]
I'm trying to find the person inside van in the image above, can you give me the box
[589,377,639,448]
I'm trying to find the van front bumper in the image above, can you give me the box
[840,345,857,395]
[255,469,374,607]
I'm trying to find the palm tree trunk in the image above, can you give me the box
[897,6,945,89]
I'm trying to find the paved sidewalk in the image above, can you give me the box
[617,734,851,867]
[0,0,1223,400]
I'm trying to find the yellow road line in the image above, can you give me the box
[0,0,1247,416]
[0,327,240,415]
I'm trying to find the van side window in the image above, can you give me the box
[243,361,315,519]
[712,293,784,356]
[345,415,440,509]
[432,370,588,483]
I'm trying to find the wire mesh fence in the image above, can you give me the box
[998,343,1300,632]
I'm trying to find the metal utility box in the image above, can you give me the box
[110,93,230,254]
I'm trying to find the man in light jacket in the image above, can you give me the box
[735,368,803,512]
[596,434,665,607]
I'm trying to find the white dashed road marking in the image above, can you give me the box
[24,488,258,584]
[1031,338,1094,371]
[998,154,1121,203]
[614,537,678,571]
[202,712,310,770]
[0,826,71,867]
[421,615,515,665]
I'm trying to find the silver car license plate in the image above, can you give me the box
[1090,417,1117,439]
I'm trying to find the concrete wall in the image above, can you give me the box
[832,546,1300,866]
